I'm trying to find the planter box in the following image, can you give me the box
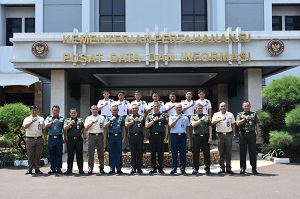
[270,157,300,164]
[14,160,28,167]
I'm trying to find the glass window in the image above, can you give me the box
[272,16,282,31]
[99,0,125,32]
[6,18,22,46]
[181,0,207,31]
[285,16,300,30]
[25,18,35,33]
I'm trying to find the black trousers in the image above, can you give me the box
[239,131,257,170]
[66,137,83,171]
[129,133,144,170]
[149,133,165,170]
[193,134,210,171]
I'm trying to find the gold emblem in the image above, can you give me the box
[32,41,49,58]
[266,39,284,55]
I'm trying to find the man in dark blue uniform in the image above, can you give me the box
[104,105,126,174]
[44,105,64,174]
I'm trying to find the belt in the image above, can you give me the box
[217,131,233,135]
[109,133,121,136]
[89,133,102,136]
[68,136,82,139]
[130,132,142,136]
[194,134,207,137]
[26,136,42,139]
[150,132,164,135]
[241,130,254,133]
[49,135,62,138]
[171,133,185,136]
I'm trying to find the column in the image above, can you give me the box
[50,70,67,117]
[244,68,262,111]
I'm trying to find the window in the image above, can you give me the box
[272,16,282,31]
[285,16,300,30]
[99,0,125,32]
[181,0,207,31]
[6,17,35,46]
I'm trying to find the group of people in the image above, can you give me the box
[22,89,260,175]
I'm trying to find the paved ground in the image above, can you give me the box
[1,142,300,199]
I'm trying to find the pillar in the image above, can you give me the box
[244,68,262,111]
[50,70,68,117]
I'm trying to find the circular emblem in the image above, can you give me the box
[32,41,48,58]
[266,39,284,55]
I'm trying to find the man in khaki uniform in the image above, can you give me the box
[190,103,212,174]
[212,102,236,174]
[85,105,106,174]
[23,105,45,175]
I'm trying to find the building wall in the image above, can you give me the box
[225,0,264,30]
[43,0,82,32]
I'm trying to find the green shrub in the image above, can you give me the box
[269,131,294,148]
[285,105,300,132]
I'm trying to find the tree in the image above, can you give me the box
[0,103,29,153]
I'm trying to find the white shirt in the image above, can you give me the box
[147,101,166,113]
[164,101,176,116]
[195,99,212,115]
[112,100,130,116]
[85,115,105,133]
[97,99,114,116]
[181,100,195,116]
[212,111,236,132]
[23,115,44,137]
[130,100,147,115]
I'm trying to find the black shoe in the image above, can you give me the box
[48,170,56,174]
[79,170,85,174]
[158,169,165,174]
[99,168,106,174]
[252,170,258,174]
[64,170,72,174]
[218,169,225,174]
[240,169,246,174]
[137,169,143,174]
[88,169,93,174]
[170,170,177,174]
[206,170,211,174]
[109,170,115,174]
[130,169,136,174]
[35,170,43,174]
[192,169,198,174]
[180,170,186,175]
[25,170,32,175]
[226,170,234,174]
[149,169,157,174]
[117,170,123,174]
[56,169,63,174]
[123,148,128,153]
[104,148,109,152]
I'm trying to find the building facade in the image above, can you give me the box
[1,0,300,118]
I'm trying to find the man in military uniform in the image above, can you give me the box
[169,103,190,175]
[125,104,146,174]
[44,105,64,174]
[23,105,45,175]
[212,102,236,174]
[195,90,212,119]
[190,103,212,174]
[145,102,168,174]
[85,105,106,174]
[130,90,148,116]
[63,108,86,174]
[112,90,130,153]
[147,92,166,113]
[236,101,260,174]
[104,105,126,174]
